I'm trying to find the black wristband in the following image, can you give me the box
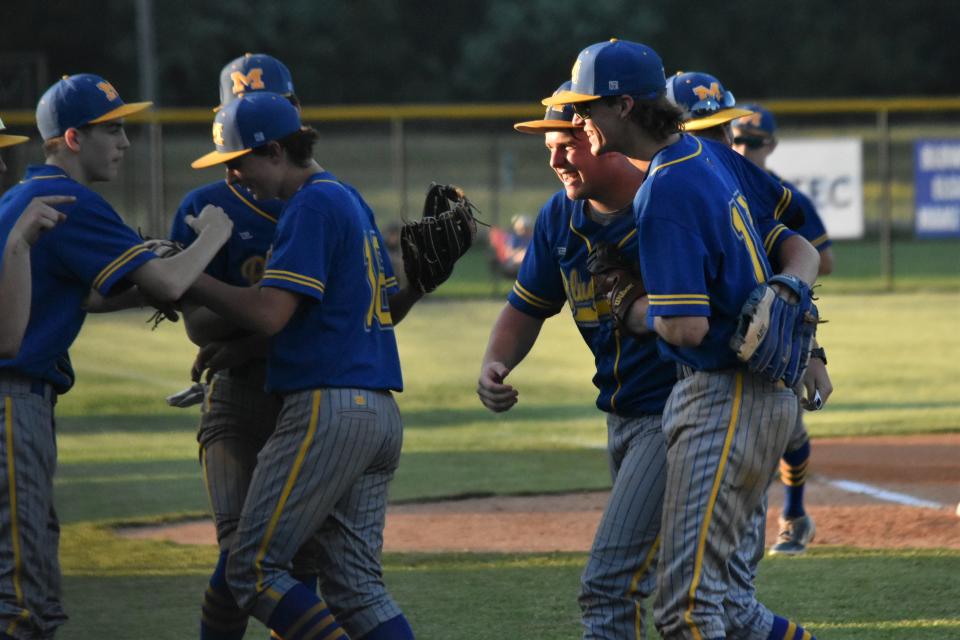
[810,347,827,365]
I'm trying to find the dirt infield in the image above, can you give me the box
[119,435,960,551]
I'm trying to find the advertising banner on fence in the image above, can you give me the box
[914,140,960,238]
[766,138,864,239]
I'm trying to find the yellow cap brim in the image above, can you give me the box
[88,101,154,125]
[0,134,29,149]
[191,148,252,169]
[682,107,755,131]
[541,90,600,107]
[513,119,581,134]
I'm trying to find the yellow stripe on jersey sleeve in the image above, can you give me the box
[647,293,710,306]
[93,244,150,290]
[262,269,326,293]
[810,233,830,248]
[773,185,793,221]
[763,224,789,255]
[512,282,557,309]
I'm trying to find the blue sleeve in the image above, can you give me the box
[376,228,400,296]
[792,189,832,250]
[639,214,711,320]
[508,206,565,318]
[49,195,156,295]
[260,194,339,301]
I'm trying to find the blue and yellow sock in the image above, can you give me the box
[201,550,249,640]
[768,615,816,640]
[268,583,346,640]
[359,614,415,639]
[781,440,811,519]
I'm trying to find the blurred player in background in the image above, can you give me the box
[0,119,70,358]
[479,82,676,639]
[733,104,834,554]
[0,74,230,640]
[188,92,414,640]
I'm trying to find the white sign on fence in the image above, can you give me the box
[766,138,864,239]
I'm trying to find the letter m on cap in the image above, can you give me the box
[692,83,721,101]
[97,81,119,101]
[231,68,265,95]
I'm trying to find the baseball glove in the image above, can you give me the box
[729,274,819,388]
[587,242,647,330]
[139,232,185,329]
[400,183,481,294]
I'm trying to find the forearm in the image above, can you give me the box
[134,229,230,303]
[387,286,424,325]
[482,305,544,370]
[621,296,652,336]
[776,235,820,285]
[653,315,709,347]
[185,274,288,336]
[0,236,32,358]
[83,286,145,313]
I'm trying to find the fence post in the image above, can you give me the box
[877,107,894,291]
[391,115,407,220]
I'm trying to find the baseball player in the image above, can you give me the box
[543,40,821,640]
[167,53,330,640]
[733,104,834,555]
[478,82,676,639]
[0,121,70,358]
[0,74,231,640]
[186,92,413,640]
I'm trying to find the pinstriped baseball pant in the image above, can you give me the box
[199,367,321,574]
[579,413,665,640]
[0,377,67,640]
[654,369,796,640]
[227,387,405,638]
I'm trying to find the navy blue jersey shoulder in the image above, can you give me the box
[169,180,281,286]
[770,173,831,251]
[508,189,675,416]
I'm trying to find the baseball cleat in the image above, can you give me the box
[769,514,815,555]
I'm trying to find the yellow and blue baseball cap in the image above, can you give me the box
[192,92,301,169]
[514,81,580,134]
[0,117,29,149]
[36,74,152,141]
[664,71,753,132]
[542,39,666,107]
[734,104,778,138]
[218,53,295,110]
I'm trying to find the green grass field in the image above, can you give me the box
[47,269,960,639]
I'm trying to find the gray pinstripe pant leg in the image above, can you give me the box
[723,497,772,640]
[199,371,322,574]
[653,370,796,640]
[580,413,665,640]
[227,388,404,636]
[0,385,67,640]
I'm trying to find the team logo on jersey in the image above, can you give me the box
[241,255,266,284]
[692,82,722,101]
[561,268,609,327]
[231,68,265,95]
[212,122,225,146]
[97,81,119,101]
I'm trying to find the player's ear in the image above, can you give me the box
[618,95,634,120]
[64,128,83,152]
[266,141,284,162]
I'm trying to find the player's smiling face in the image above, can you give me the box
[75,121,129,182]
[545,129,605,200]
[573,97,627,157]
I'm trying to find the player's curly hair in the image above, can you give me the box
[626,95,684,142]
[251,126,318,167]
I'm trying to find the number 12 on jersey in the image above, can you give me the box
[363,231,394,330]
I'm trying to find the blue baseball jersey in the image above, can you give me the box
[169,180,281,286]
[260,171,401,394]
[771,173,832,252]
[636,134,793,371]
[0,164,156,392]
[508,191,676,416]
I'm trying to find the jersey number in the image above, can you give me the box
[363,231,393,330]
[729,194,768,284]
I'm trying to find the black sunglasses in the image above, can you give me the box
[571,99,601,120]
[733,134,771,150]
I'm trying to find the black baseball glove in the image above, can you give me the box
[400,183,481,293]
[587,242,647,331]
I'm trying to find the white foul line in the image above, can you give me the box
[825,478,947,510]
